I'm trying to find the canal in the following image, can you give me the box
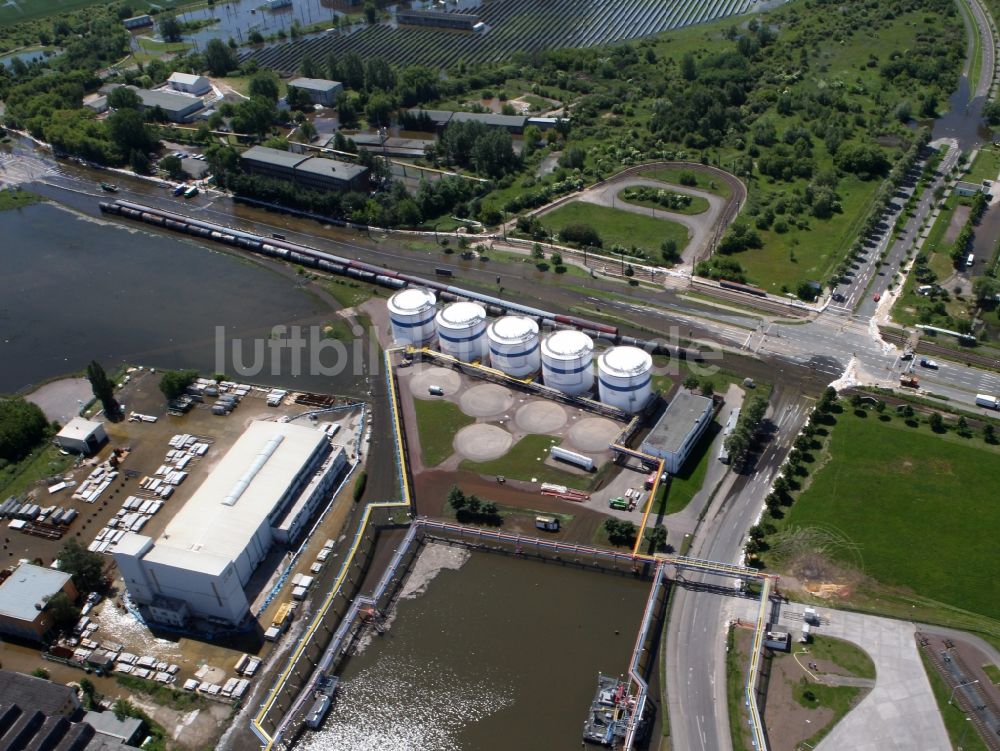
[299,543,652,751]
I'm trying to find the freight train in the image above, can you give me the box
[718,279,767,297]
[98,199,704,361]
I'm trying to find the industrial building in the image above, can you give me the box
[122,14,152,29]
[167,72,212,96]
[640,392,714,474]
[114,421,348,627]
[129,87,204,122]
[287,77,343,106]
[0,669,80,716]
[407,108,568,135]
[0,563,79,642]
[395,8,480,30]
[55,417,107,455]
[239,145,370,193]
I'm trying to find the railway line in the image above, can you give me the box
[881,329,1000,371]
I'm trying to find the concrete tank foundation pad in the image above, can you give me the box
[515,401,568,434]
[408,367,462,399]
[567,417,621,453]
[459,384,515,417]
[455,424,514,462]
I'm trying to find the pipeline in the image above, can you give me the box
[99,199,703,360]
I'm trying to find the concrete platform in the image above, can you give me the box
[566,417,621,452]
[454,424,513,462]
[25,377,93,424]
[408,367,461,399]
[514,401,568,433]
[459,384,514,418]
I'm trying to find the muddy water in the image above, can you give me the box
[299,544,650,751]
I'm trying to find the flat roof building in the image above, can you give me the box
[395,8,480,30]
[114,421,348,627]
[287,77,343,107]
[122,14,152,29]
[405,108,528,134]
[129,87,204,122]
[0,564,78,642]
[83,711,144,745]
[167,72,212,96]
[640,392,714,474]
[55,417,107,456]
[240,145,370,193]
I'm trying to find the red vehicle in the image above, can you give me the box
[873,293,881,302]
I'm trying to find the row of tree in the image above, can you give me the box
[722,395,769,469]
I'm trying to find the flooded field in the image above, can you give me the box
[299,544,651,751]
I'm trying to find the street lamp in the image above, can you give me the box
[958,716,972,750]
[949,679,979,705]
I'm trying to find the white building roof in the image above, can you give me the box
[0,564,72,622]
[142,421,326,574]
[168,72,208,87]
[288,77,342,92]
[57,417,103,441]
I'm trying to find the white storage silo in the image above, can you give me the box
[597,346,653,413]
[387,287,437,346]
[487,316,540,377]
[541,329,595,396]
[436,301,488,362]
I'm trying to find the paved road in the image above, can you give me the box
[730,600,951,751]
[665,387,813,751]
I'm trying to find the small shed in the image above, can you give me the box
[55,418,107,455]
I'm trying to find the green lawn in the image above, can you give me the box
[322,278,379,308]
[790,676,862,747]
[412,398,474,467]
[982,663,1000,686]
[538,201,690,257]
[642,167,733,199]
[0,187,41,211]
[617,187,711,215]
[781,410,1000,620]
[460,433,595,490]
[0,443,74,500]
[801,635,876,680]
[965,147,1000,185]
[662,421,720,515]
[919,650,991,751]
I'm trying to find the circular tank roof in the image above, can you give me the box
[543,329,594,359]
[488,316,539,344]
[437,301,486,328]
[388,287,436,315]
[599,346,652,377]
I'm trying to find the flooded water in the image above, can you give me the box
[930,74,993,150]
[301,545,651,751]
[0,201,365,396]
[173,0,348,48]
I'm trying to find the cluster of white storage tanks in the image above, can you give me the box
[387,291,652,413]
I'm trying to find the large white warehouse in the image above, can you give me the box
[487,316,541,377]
[436,301,488,362]
[387,288,437,345]
[541,329,594,396]
[114,421,348,627]
[598,346,653,413]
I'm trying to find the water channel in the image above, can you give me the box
[299,544,652,751]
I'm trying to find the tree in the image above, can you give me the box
[646,524,668,552]
[929,411,945,433]
[680,52,697,81]
[45,591,80,633]
[113,698,133,722]
[129,149,150,175]
[231,96,277,137]
[661,238,680,264]
[158,369,198,401]
[603,519,637,546]
[447,485,466,512]
[299,53,318,78]
[107,86,141,110]
[683,375,699,391]
[58,538,105,594]
[86,360,119,416]
[984,424,997,444]
[247,70,280,102]
[0,398,49,462]
[364,92,394,127]
[699,379,715,397]
[817,387,838,413]
[31,667,50,679]
[793,434,811,453]
[159,14,182,42]
[973,276,1000,305]
[106,109,158,158]
[558,223,602,247]
[466,494,481,515]
[363,0,377,23]
[204,38,238,76]
[772,475,790,497]
[160,154,185,179]
[342,52,365,90]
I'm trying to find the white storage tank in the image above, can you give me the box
[436,301,488,362]
[387,287,437,345]
[487,316,541,377]
[541,329,594,396]
[597,346,653,413]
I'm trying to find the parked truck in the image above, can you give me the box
[900,374,919,388]
[975,394,1000,410]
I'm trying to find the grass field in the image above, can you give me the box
[412,398,474,467]
[0,443,74,500]
[965,147,1000,185]
[617,188,711,215]
[642,167,733,199]
[0,188,41,211]
[779,409,1000,621]
[983,663,1000,686]
[919,650,991,751]
[460,433,594,490]
[803,635,877,680]
[322,278,379,308]
[538,201,690,257]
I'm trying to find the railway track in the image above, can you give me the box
[881,329,1000,371]
[689,280,812,318]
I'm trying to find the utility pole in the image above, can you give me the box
[949,679,979,704]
